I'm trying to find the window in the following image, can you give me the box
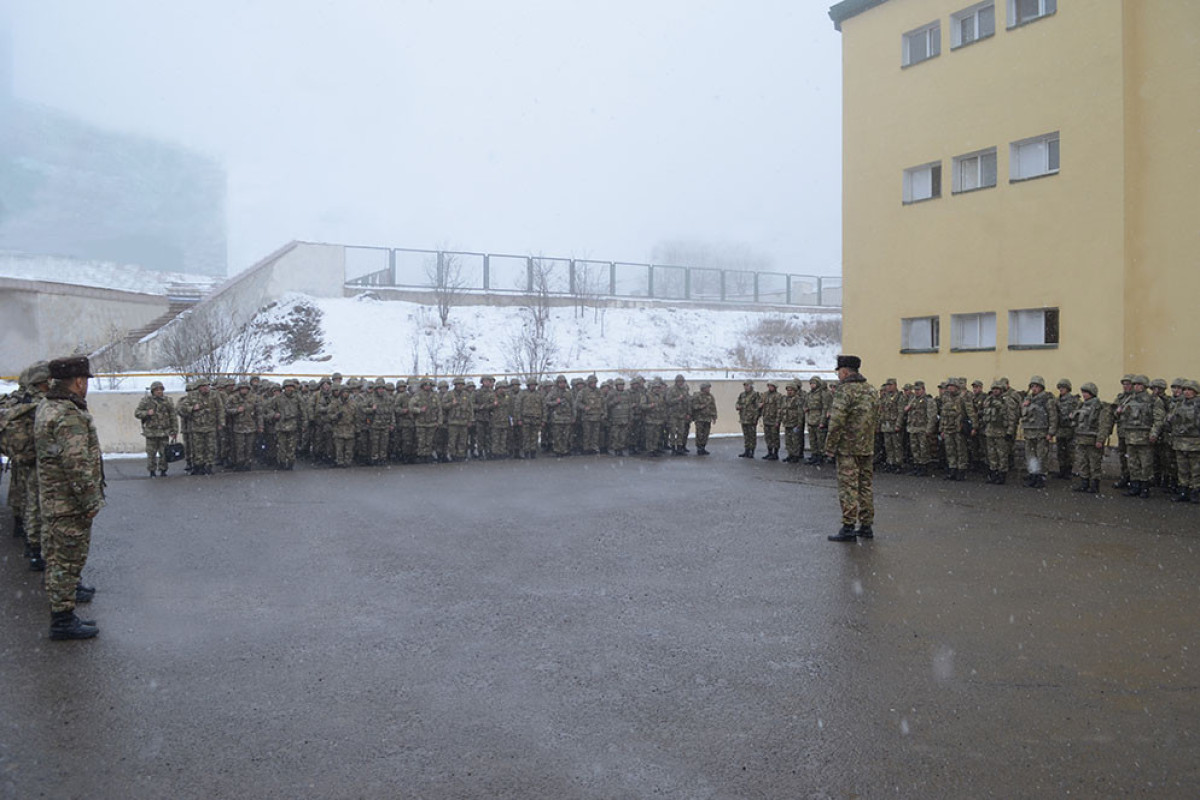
[952,148,998,193]
[951,2,995,48]
[903,162,942,203]
[1010,132,1059,181]
[1009,308,1059,347]
[902,21,941,67]
[901,316,940,352]
[951,312,996,350]
[1008,0,1056,29]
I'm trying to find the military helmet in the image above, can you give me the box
[1184,379,1200,393]
[972,379,983,387]
[527,377,539,385]
[1056,378,1071,390]
[587,374,598,383]
[913,380,926,389]
[1132,375,1150,386]
[615,377,625,385]
[742,380,754,387]
[700,382,712,390]
[903,383,912,391]
[1150,378,1167,390]
[1171,377,1186,388]
[510,378,521,386]
[150,380,165,391]
[437,380,449,389]
[25,361,51,386]
[1121,374,1134,383]
[1029,375,1045,388]
[674,374,685,382]
[767,380,778,388]
[555,374,567,383]
[185,379,197,391]
[1080,382,1099,397]
[453,376,465,385]
[419,377,433,388]
[990,380,1005,390]
[283,378,299,388]
[884,377,898,386]
[481,375,495,383]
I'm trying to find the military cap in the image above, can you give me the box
[1150,378,1167,390]
[1132,375,1149,386]
[25,361,51,386]
[990,380,1005,390]
[453,376,465,385]
[1029,375,1045,388]
[972,379,983,387]
[49,356,93,379]
[836,354,861,370]
[913,380,925,389]
[1080,382,1099,397]
[903,383,912,391]
[700,382,712,390]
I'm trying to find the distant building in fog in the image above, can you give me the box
[0,28,227,278]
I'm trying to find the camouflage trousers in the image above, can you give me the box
[519,421,541,455]
[43,514,92,613]
[415,426,437,458]
[808,422,827,457]
[1074,436,1104,480]
[985,434,1011,473]
[1023,434,1050,476]
[490,422,509,457]
[276,430,299,468]
[694,421,712,450]
[835,454,874,526]
[908,430,932,465]
[1116,436,1129,480]
[942,431,969,470]
[22,462,40,548]
[551,422,572,455]
[232,432,257,468]
[448,424,469,459]
[190,430,218,469]
[145,435,170,472]
[369,429,390,464]
[333,434,355,467]
[762,423,780,453]
[395,425,416,461]
[434,427,449,458]
[741,423,758,453]
[581,420,603,452]
[1154,440,1174,484]
[609,423,630,453]
[784,425,803,459]
[1126,442,1153,481]
[1055,434,1075,476]
[7,461,26,517]
[1175,448,1200,490]
[882,431,902,466]
[476,421,492,458]
[667,417,688,451]
[644,422,666,453]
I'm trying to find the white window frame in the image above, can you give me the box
[1008,308,1060,348]
[903,161,942,204]
[1008,0,1056,29]
[952,147,998,193]
[951,2,996,48]
[902,21,941,67]
[901,316,940,352]
[950,312,997,351]
[1010,132,1060,181]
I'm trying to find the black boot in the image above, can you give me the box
[1171,489,1191,502]
[159,469,167,477]
[28,546,45,572]
[1113,477,1130,489]
[49,610,98,641]
[738,449,751,458]
[75,583,96,604]
[997,471,1007,484]
[1073,477,1090,492]
[1088,480,1100,494]
[1192,489,1200,504]
[828,524,857,542]
[1139,483,1151,499]
[857,524,874,539]
[1125,481,1142,497]
[14,517,26,539]
[697,447,708,456]
[148,469,156,478]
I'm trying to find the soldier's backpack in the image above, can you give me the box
[166,442,186,463]
[0,404,38,463]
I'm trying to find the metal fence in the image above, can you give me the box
[345,246,841,307]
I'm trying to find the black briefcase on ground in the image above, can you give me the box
[166,443,185,463]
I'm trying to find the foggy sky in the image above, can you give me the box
[3,0,842,276]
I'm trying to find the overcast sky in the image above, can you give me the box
[3,0,842,276]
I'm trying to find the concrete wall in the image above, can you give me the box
[87,378,835,453]
[0,277,167,378]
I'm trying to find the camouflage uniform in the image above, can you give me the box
[1151,379,1173,490]
[780,383,804,462]
[937,382,973,480]
[226,386,262,471]
[265,380,306,469]
[628,378,647,454]
[824,367,879,534]
[516,379,545,458]
[804,377,833,464]
[474,377,497,459]
[690,384,718,455]
[444,379,475,460]
[1115,377,1165,497]
[877,379,903,472]
[408,381,439,462]
[903,382,938,476]
[1168,381,1200,502]
[134,382,178,475]
[393,381,417,463]
[1054,380,1080,478]
[665,376,691,454]
[575,376,606,454]
[640,380,668,456]
[1070,383,1112,492]
[606,380,635,455]
[544,377,575,456]
[1111,376,1134,487]
[489,383,512,458]
[35,373,105,621]
[1,364,48,566]
[177,383,224,474]
[759,382,783,460]
[1018,377,1058,488]
[735,382,761,457]
[325,388,357,467]
[980,382,1018,483]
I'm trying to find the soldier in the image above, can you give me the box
[392,379,417,463]
[877,378,903,473]
[968,379,987,471]
[938,379,972,481]
[1054,379,1080,479]
[825,355,880,542]
[363,381,394,465]
[607,378,635,456]
[225,383,261,471]
[1150,378,1174,492]
[781,381,804,462]
[904,381,937,477]
[1071,382,1112,494]
[1111,375,1135,488]
[1116,375,1165,498]
[1169,379,1200,503]
[408,379,440,463]
[489,380,512,459]
[1,361,50,570]
[515,377,545,458]
[544,375,576,457]
[690,382,719,456]
[666,374,691,455]
[760,380,783,461]
[507,378,524,458]
[735,380,761,458]
[35,356,103,640]
[444,377,474,461]
[177,379,224,475]
[134,380,178,478]
[804,376,834,465]
[575,374,606,455]
[628,376,647,454]
[979,380,1018,484]
[266,378,306,470]
[1019,376,1058,488]
[474,376,497,460]
[324,385,357,467]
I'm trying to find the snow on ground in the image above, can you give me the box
[0,253,218,296]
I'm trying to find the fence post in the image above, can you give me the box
[753,272,760,303]
[526,257,534,293]
[609,262,616,296]
[720,270,726,302]
[388,249,396,285]
[437,251,444,286]
[684,267,691,300]
[483,254,490,290]
[786,275,793,305]
[817,277,823,307]
[648,265,655,299]
[569,259,576,295]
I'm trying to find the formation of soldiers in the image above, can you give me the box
[734,373,1200,503]
[159,372,721,474]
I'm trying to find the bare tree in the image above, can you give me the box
[504,256,558,381]
[158,307,271,381]
[425,251,465,326]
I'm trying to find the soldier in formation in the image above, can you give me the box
[134,380,178,477]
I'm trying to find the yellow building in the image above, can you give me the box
[830,0,1200,394]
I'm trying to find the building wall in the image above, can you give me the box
[1121,1,1200,380]
[839,0,1151,396]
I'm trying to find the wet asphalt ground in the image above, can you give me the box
[2,439,1198,799]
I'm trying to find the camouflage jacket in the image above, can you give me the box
[938,392,974,436]
[0,389,42,464]
[760,390,783,426]
[780,394,802,428]
[1072,397,1113,441]
[544,387,575,423]
[690,392,718,423]
[226,392,262,434]
[735,390,761,424]
[178,390,225,432]
[361,392,396,430]
[980,393,1018,437]
[409,389,441,428]
[641,389,668,424]
[1117,390,1165,444]
[1055,392,1080,436]
[824,373,879,456]
[134,394,178,437]
[265,392,307,433]
[324,394,357,437]
[35,390,105,519]
[575,386,606,422]
[443,389,475,425]
[665,384,691,420]
[877,390,902,433]
[607,391,635,425]
[516,388,545,423]
[804,382,833,426]
[1168,397,1200,451]
[904,395,938,435]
